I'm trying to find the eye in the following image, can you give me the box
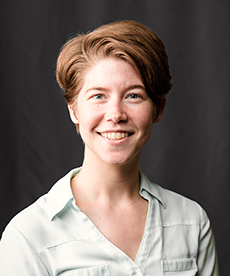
[93,94,104,100]
[128,94,141,99]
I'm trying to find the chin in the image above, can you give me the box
[102,152,140,167]
[104,158,128,166]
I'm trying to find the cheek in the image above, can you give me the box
[136,104,155,129]
[77,106,102,132]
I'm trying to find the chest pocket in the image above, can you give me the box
[58,265,111,276]
[162,258,198,275]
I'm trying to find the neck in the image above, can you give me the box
[71,148,141,205]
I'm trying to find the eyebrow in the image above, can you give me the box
[85,84,146,93]
[86,87,107,93]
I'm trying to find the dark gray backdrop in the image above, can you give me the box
[1,0,229,274]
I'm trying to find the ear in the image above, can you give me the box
[68,104,79,125]
[153,97,167,123]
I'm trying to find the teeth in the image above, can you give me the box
[100,132,129,140]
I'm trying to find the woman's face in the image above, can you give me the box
[68,57,164,166]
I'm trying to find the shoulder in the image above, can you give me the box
[2,194,50,239]
[3,168,78,237]
[1,168,81,254]
[155,184,208,226]
[0,195,51,262]
[140,172,207,225]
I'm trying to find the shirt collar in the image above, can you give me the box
[46,168,81,221]
[139,170,166,208]
[46,168,166,221]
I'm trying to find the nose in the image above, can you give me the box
[104,99,127,123]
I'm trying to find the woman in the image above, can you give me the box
[0,20,219,275]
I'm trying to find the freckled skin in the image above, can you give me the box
[68,57,157,167]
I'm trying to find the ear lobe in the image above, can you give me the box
[68,104,79,124]
[153,97,167,123]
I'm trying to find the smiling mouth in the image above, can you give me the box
[99,132,133,140]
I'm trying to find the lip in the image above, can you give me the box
[97,131,134,143]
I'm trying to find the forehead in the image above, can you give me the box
[82,57,144,89]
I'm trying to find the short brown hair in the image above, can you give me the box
[56,20,172,113]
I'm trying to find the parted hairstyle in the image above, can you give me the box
[56,20,172,116]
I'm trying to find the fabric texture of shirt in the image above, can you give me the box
[0,168,219,275]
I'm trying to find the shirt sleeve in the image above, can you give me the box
[0,224,49,275]
[197,207,219,276]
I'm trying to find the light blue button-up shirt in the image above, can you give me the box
[0,168,219,275]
